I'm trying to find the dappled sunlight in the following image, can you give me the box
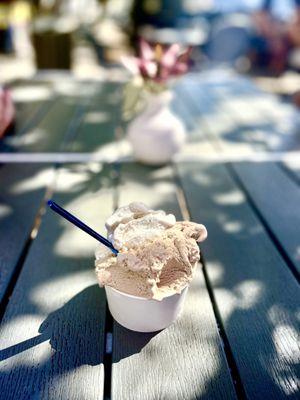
[122,332,220,398]
[152,181,177,195]
[86,162,103,174]
[113,269,226,399]
[30,270,96,313]
[12,85,53,102]
[250,129,281,149]
[0,314,50,370]
[8,127,47,147]
[266,305,300,395]
[54,194,110,257]
[119,181,176,212]
[118,166,183,218]
[176,160,300,397]
[213,280,264,321]
[52,367,104,400]
[222,220,244,233]
[222,142,259,155]
[192,170,215,186]
[0,284,106,398]
[84,111,109,124]
[294,247,300,261]
[0,204,12,219]
[203,262,224,286]
[179,71,300,154]
[10,168,54,195]
[54,167,95,193]
[50,163,114,258]
[179,141,217,157]
[52,81,97,98]
[2,63,300,397]
[235,280,264,309]
[216,212,245,235]
[213,288,236,321]
[90,139,132,162]
[213,190,244,205]
[221,100,268,125]
[0,315,45,348]
[272,325,300,364]
[54,218,102,258]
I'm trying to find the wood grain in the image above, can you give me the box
[232,161,300,276]
[111,163,237,400]
[0,163,53,305]
[0,163,114,399]
[177,161,300,399]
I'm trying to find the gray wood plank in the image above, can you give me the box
[111,163,237,400]
[14,102,43,129]
[176,80,250,155]
[2,97,76,153]
[216,91,300,153]
[0,163,53,305]
[180,74,300,154]
[176,161,300,399]
[172,85,219,157]
[0,91,54,153]
[11,82,54,133]
[232,161,300,276]
[282,159,300,183]
[0,163,113,399]
[3,81,97,153]
[69,82,121,153]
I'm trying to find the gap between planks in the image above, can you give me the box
[0,166,57,322]
[103,161,121,400]
[179,83,300,284]
[172,163,247,400]
[0,92,97,314]
[278,161,300,188]
[226,162,300,284]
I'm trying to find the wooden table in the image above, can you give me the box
[0,70,299,400]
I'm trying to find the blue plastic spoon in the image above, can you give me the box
[47,200,118,255]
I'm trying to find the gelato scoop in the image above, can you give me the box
[95,202,207,300]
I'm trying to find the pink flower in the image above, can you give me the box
[121,38,192,85]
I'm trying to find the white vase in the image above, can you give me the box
[127,90,186,165]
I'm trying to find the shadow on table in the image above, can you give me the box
[112,323,160,363]
[0,285,106,398]
[2,159,299,398]
[178,161,300,398]
[0,284,105,362]
[0,283,159,399]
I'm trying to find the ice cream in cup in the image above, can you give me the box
[95,202,207,332]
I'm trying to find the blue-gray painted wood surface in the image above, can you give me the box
[111,163,237,400]
[0,163,113,400]
[232,161,300,277]
[0,163,52,305]
[68,82,121,153]
[176,161,300,399]
[179,73,300,154]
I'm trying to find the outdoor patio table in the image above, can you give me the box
[0,70,299,400]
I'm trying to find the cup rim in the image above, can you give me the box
[105,284,188,301]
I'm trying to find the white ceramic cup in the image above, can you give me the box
[105,285,188,332]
